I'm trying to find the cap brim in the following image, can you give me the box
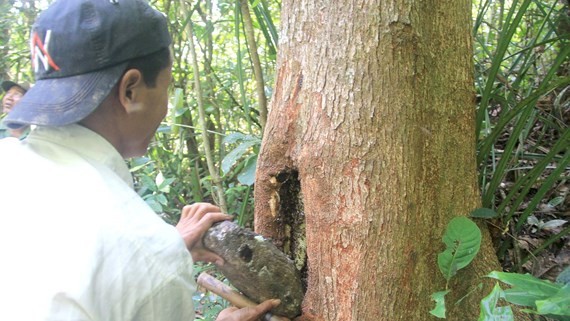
[4,63,127,129]
[2,81,23,93]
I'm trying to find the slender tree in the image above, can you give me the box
[240,0,269,130]
[182,1,228,212]
[254,0,515,320]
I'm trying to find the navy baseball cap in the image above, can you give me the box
[1,81,29,93]
[4,0,171,129]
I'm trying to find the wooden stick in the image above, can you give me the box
[197,272,289,321]
[197,272,257,308]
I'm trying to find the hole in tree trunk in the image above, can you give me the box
[275,170,308,293]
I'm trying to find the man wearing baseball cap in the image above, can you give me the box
[1,80,28,114]
[0,1,282,320]
[1,80,30,138]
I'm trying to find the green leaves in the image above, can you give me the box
[138,171,176,213]
[222,132,261,186]
[432,217,569,321]
[487,271,570,320]
[487,271,561,307]
[236,154,258,186]
[431,216,483,318]
[221,138,257,174]
[430,290,450,318]
[473,0,570,265]
[478,283,514,321]
[437,217,482,281]
[536,285,570,318]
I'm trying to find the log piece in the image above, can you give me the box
[203,221,303,318]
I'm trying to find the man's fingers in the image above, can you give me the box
[181,204,231,227]
[214,299,287,321]
[176,203,233,253]
[178,210,231,227]
[256,299,282,313]
[235,299,282,321]
[216,307,239,320]
[181,203,222,218]
[200,212,233,225]
[177,212,232,233]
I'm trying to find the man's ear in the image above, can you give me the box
[118,69,144,113]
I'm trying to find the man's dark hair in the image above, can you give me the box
[124,47,171,87]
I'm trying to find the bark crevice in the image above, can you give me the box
[274,170,308,293]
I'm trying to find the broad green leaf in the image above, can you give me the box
[487,271,561,307]
[478,283,514,321]
[470,208,499,219]
[140,175,157,192]
[429,290,449,319]
[437,217,482,280]
[156,194,168,206]
[129,157,151,172]
[223,132,249,144]
[237,155,258,186]
[157,177,176,193]
[155,172,165,189]
[154,171,175,193]
[536,284,570,317]
[221,140,259,174]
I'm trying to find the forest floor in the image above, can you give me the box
[492,90,570,282]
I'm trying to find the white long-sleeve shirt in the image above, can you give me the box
[0,124,197,320]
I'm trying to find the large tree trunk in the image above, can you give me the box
[255,1,504,320]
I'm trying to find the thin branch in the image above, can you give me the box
[240,0,268,130]
[181,1,228,213]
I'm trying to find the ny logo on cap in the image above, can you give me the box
[31,30,60,74]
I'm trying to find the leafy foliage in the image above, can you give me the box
[430,290,451,319]
[473,0,570,271]
[431,215,482,319]
[438,217,482,281]
[433,216,570,321]
[487,271,570,320]
[221,132,261,186]
[478,283,514,321]
[487,271,562,307]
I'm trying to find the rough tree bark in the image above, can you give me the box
[254,1,509,320]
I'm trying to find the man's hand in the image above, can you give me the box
[216,299,290,321]
[175,203,232,265]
